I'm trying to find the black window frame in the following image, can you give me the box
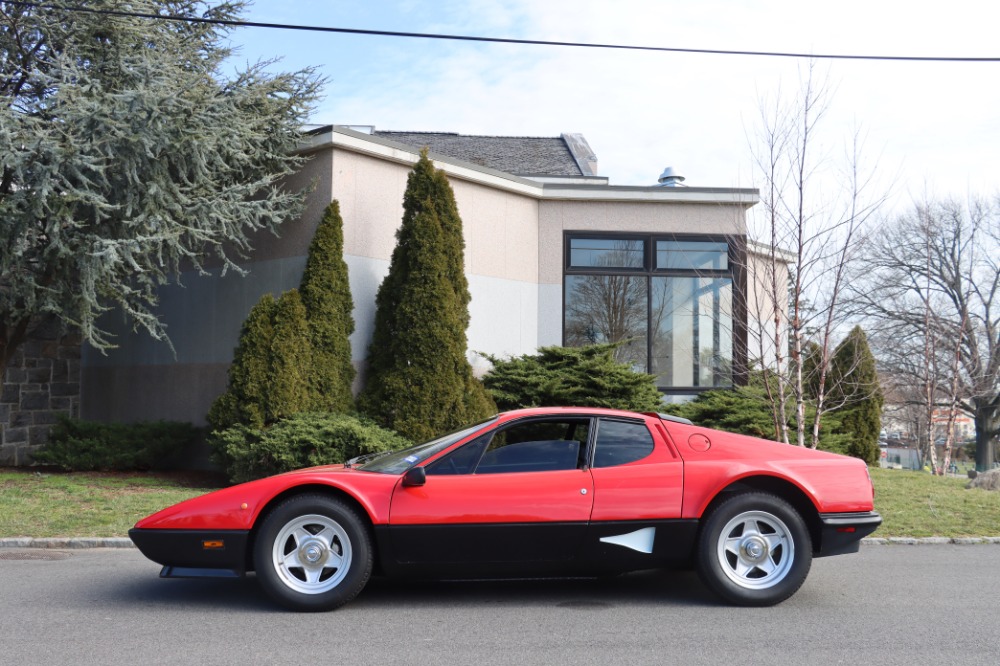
[563,231,748,394]
[589,417,656,468]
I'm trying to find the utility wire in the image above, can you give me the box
[7,0,1000,63]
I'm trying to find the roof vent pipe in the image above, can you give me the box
[656,166,686,187]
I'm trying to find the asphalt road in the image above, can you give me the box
[1,545,997,666]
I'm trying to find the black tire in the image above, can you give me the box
[696,492,812,606]
[253,494,373,612]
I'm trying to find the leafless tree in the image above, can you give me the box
[858,198,1000,471]
[744,64,887,448]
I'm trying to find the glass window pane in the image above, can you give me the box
[651,277,733,388]
[569,238,645,269]
[656,241,728,271]
[593,420,655,467]
[426,433,489,475]
[564,274,648,372]
[475,419,589,474]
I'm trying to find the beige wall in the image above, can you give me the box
[745,248,791,369]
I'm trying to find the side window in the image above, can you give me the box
[593,419,654,468]
[475,419,589,474]
[426,433,490,476]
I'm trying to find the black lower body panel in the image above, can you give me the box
[129,528,250,574]
[816,511,882,557]
[374,519,699,578]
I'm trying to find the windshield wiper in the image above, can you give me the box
[344,450,393,469]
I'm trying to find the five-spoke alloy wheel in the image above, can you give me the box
[696,492,811,606]
[254,494,372,611]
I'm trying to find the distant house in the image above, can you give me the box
[2,126,762,462]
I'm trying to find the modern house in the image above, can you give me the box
[1,126,761,463]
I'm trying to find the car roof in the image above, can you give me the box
[496,406,649,421]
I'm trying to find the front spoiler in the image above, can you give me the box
[129,528,250,573]
[816,511,882,557]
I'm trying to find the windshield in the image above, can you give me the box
[359,417,498,474]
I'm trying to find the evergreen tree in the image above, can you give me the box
[300,201,356,412]
[828,326,883,464]
[358,151,495,441]
[0,1,321,383]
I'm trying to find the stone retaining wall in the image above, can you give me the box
[0,319,81,465]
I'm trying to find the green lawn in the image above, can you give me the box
[870,467,1000,537]
[0,466,998,539]
[0,470,218,538]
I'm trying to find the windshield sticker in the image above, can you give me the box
[404,455,419,464]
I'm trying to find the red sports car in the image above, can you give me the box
[130,407,881,611]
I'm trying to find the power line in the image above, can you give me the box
[7,1,1000,63]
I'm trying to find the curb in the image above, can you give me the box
[0,538,134,549]
[861,536,1000,545]
[2,536,1000,550]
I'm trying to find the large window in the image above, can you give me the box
[564,234,741,391]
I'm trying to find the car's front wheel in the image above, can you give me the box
[696,492,812,606]
[253,494,372,611]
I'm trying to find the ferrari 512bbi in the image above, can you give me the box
[130,407,881,611]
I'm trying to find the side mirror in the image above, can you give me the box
[401,466,426,487]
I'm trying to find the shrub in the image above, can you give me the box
[482,343,664,412]
[207,289,315,431]
[33,417,201,471]
[208,412,412,483]
[663,370,852,455]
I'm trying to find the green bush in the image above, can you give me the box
[209,412,412,483]
[33,418,201,471]
[207,289,316,431]
[663,370,852,455]
[482,343,664,412]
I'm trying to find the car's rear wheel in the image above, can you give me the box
[254,494,372,611]
[696,492,811,606]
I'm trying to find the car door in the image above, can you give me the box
[388,417,595,565]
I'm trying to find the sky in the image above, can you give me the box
[226,0,1000,214]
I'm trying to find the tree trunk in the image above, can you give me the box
[973,402,998,472]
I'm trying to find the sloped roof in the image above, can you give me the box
[373,131,588,177]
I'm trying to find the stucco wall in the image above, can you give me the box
[744,248,791,370]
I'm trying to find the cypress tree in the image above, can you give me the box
[300,201,356,412]
[267,290,314,422]
[828,326,883,464]
[358,151,495,441]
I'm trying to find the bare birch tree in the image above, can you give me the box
[745,65,887,448]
